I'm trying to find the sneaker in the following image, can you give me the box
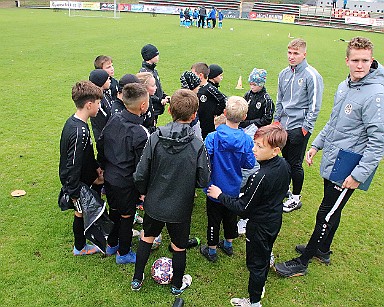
[73,244,100,256]
[274,258,308,277]
[132,229,140,237]
[200,245,218,262]
[237,219,248,235]
[131,274,144,291]
[217,239,233,256]
[295,244,332,265]
[116,250,136,264]
[283,197,302,213]
[269,251,275,268]
[170,274,192,295]
[106,244,119,256]
[230,297,262,307]
[134,212,143,224]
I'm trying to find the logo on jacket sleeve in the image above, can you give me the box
[200,95,207,103]
[256,102,261,109]
[344,103,352,115]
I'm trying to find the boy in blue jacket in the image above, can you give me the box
[200,96,255,262]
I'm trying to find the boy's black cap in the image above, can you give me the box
[180,71,200,90]
[118,74,140,92]
[208,64,223,79]
[89,69,109,87]
[141,44,159,61]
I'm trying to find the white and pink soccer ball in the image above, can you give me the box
[151,257,173,285]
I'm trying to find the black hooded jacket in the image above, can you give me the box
[134,122,211,223]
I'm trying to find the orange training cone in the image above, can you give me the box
[235,76,243,89]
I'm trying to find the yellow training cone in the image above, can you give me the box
[235,76,244,89]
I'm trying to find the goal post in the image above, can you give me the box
[68,0,120,19]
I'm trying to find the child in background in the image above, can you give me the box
[131,89,210,294]
[207,124,291,307]
[111,74,140,116]
[180,70,202,139]
[139,44,170,121]
[59,81,104,256]
[97,83,150,264]
[94,55,119,101]
[208,64,223,88]
[89,69,113,143]
[191,62,227,139]
[238,68,275,234]
[200,96,255,262]
[136,72,157,133]
[218,10,224,28]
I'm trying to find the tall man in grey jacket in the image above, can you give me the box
[275,36,384,277]
[274,38,324,213]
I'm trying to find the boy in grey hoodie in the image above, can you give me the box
[274,38,324,213]
[275,36,384,277]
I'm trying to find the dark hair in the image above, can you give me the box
[72,81,103,108]
[191,62,209,79]
[254,124,288,150]
[170,89,199,122]
[94,55,112,69]
[122,83,148,108]
[347,36,374,57]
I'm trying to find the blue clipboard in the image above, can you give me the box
[329,149,376,191]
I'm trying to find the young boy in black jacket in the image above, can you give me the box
[97,83,150,264]
[207,124,291,307]
[191,62,227,139]
[59,80,104,256]
[94,55,119,101]
[131,89,211,295]
[89,69,113,142]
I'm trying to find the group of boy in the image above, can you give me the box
[59,36,383,307]
[180,6,223,29]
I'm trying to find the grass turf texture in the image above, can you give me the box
[0,8,383,307]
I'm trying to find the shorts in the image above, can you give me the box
[104,181,138,216]
[142,213,191,249]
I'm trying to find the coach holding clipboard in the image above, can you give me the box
[275,36,384,277]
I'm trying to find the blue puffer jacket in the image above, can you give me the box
[312,60,384,184]
[204,124,255,201]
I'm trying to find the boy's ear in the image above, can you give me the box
[242,113,247,121]
[190,112,197,121]
[273,147,281,157]
[223,109,227,117]
[168,106,171,114]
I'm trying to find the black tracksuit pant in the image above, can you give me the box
[300,179,354,265]
[246,218,282,304]
[281,127,311,195]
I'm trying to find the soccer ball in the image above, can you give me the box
[151,257,173,285]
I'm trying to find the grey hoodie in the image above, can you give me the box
[275,59,324,133]
[134,122,210,223]
[312,60,384,185]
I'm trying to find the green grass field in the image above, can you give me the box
[0,8,383,307]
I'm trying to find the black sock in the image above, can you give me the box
[133,240,152,280]
[73,215,86,251]
[107,208,120,247]
[118,215,134,256]
[172,250,186,289]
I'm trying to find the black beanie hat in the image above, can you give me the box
[118,74,140,92]
[89,69,109,87]
[141,44,159,61]
[208,64,223,79]
[180,71,201,90]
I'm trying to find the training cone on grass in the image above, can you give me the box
[235,76,243,89]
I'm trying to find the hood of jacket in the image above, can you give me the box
[157,122,195,154]
[215,124,250,153]
[142,60,157,71]
[347,60,384,88]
